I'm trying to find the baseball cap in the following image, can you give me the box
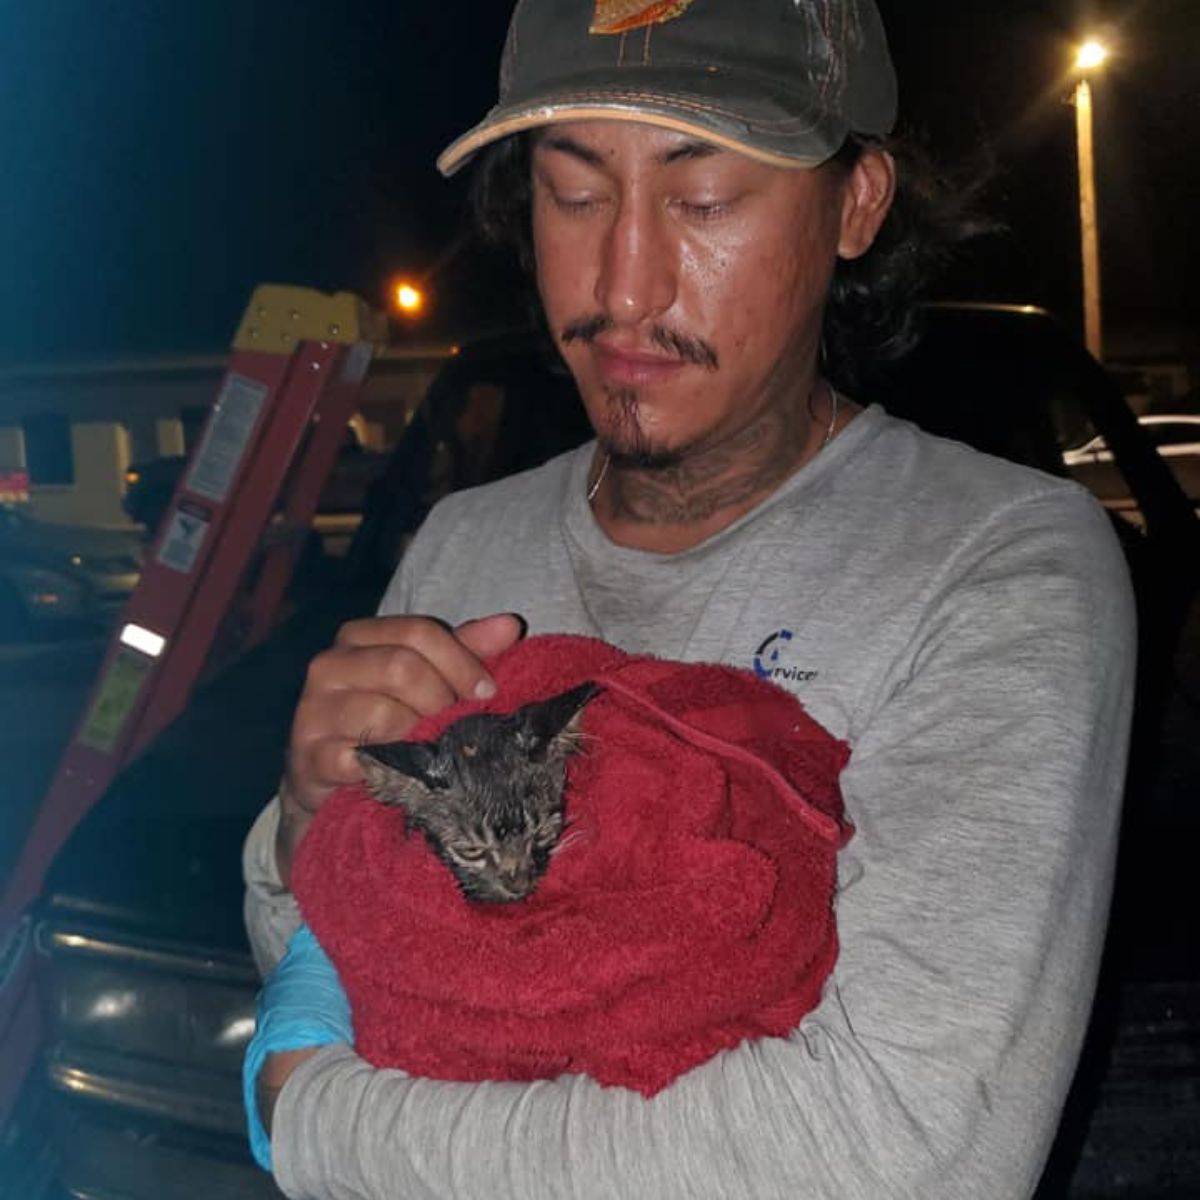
[437,0,897,176]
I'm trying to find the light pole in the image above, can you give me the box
[1073,39,1109,360]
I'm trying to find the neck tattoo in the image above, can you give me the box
[586,383,842,509]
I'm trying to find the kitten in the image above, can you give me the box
[356,681,601,903]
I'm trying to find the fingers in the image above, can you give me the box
[285,660,431,818]
[306,643,460,722]
[455,612,527,664]
[282,612,529,830]
[332,614,514,703]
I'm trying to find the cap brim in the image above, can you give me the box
[437,70,848,177]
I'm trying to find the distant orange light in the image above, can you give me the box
[392,281,425,316]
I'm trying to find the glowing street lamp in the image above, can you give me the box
[391,280,426,318]
[1075,40,1110,72]
[1072,38,1110,360]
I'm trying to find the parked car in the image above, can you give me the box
[9,307,1200,1200]
[0,505,142,640]
[1064,413,1200,513]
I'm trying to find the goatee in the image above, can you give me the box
[599,385,684,470]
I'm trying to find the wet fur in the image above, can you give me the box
[356,682,600,903]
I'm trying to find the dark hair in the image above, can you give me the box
[470,129,992,396]
[820,134,996,394]
[471,133,537,274]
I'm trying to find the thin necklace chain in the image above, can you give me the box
[814,382,840,453]
[586,451,610,504]
[586,382,840,507]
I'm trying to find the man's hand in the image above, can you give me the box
[276,612,525,885]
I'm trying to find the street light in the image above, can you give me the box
[390,279,426,319]
[1073,38,1110,360]
[1075,40,1110,72]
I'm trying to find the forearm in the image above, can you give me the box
[268,818,1115,1200]
[271,1023,949,1200]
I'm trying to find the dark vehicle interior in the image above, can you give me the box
[6,304,1199,1200]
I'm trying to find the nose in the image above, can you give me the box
[594,195,677,328]
[496,867,533,901]
[501,864,530,887]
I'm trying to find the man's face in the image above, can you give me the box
[530,120,887,468]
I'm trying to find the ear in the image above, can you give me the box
[514,681,601,760]
[355,741,445,811]
[836,147,896,261]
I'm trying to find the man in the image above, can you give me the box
[242,1,1135,1196]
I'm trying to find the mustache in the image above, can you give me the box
[560,316,719,371]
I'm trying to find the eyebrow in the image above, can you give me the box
[537,132,606,167]
[660,140,721,164]
[535,131,724,168]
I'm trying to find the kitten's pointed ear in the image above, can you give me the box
[515,681,601,760]
[356,740,445,811]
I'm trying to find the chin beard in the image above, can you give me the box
[596,385,686,470]
[605,443,684,471]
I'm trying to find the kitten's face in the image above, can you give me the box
[357,682,599,904]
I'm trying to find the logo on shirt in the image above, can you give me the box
[753,630,820,685]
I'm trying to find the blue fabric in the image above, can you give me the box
[243,923,353,1171]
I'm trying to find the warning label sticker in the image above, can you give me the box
[156,501,211,574]
[78,648,155,754]
[342,341,374,384]
[185,373,268,502]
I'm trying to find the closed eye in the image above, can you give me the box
[674,198,734,221]
[552,193,604,215]
[451,846,489,862]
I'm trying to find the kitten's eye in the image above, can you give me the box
[452,847,488,862]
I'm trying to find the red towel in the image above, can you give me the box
[293,634,851,1096]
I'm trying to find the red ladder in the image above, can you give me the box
[0,283,386,1122]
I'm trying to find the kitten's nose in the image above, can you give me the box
[487,881,533,904]
[501,867,533,894]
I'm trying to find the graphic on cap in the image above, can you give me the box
[590,0,697,35]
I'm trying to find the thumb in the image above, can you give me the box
[455,612,527,661]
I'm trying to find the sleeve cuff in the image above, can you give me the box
[242,925,354,1171]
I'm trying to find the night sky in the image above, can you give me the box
[1,0,1196,365]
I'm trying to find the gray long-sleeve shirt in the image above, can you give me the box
[243,405,1135,1199]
